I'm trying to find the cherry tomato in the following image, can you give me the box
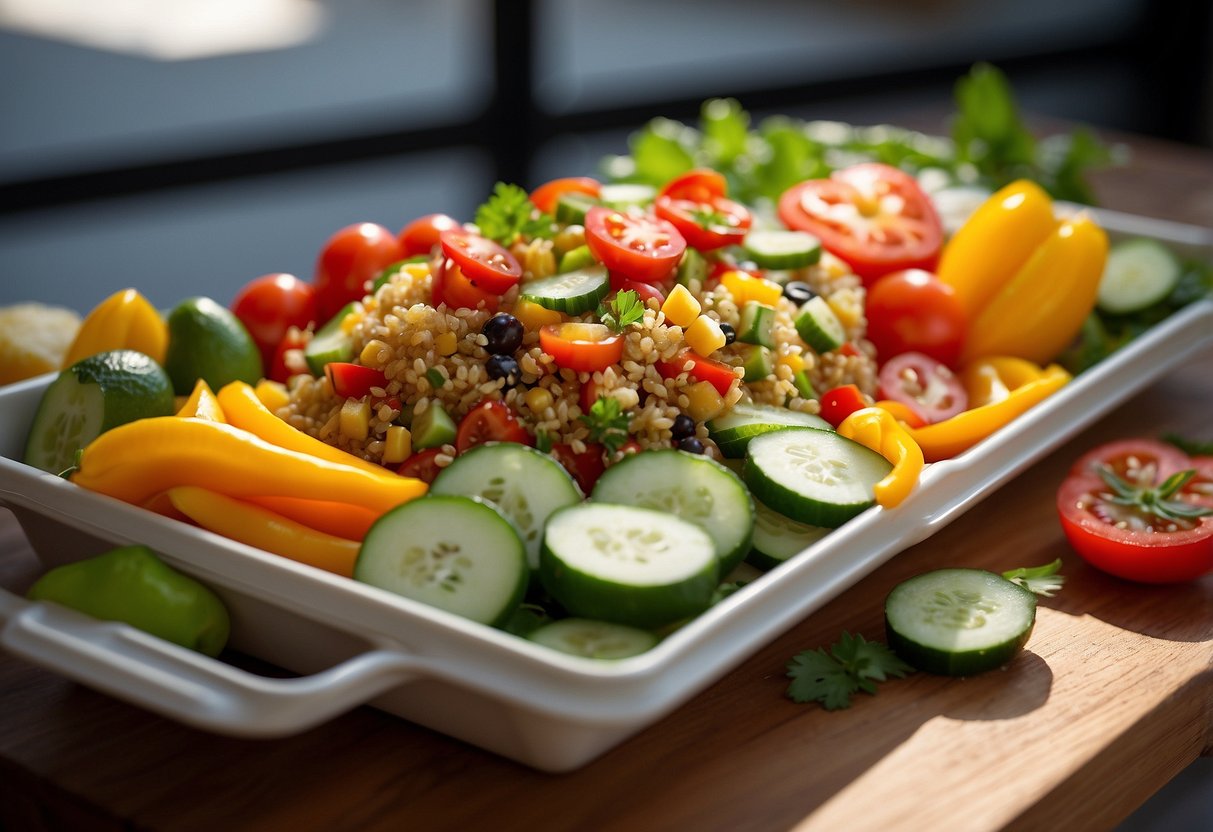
[655,194,752,252]
[877,351,968,424]
[819,384,868,427]
[609,273,666,306]
[325,362,387,400]
[777,163,943,285]
[1058,472,1213,583]
[539,322,625,373]
[1069,438,1192,487]
[455,400,532,453]
[865,269,967,366]
[549,441,606,495]
[314,223,404,321]
[268,327,310,384]
[657,350,738,397]
[437,258,500,312]
[529,177,601,214]
[230,273,317,365]
[397,448,445,484]
[584,206,686,285]
[439,228,521,294]
[398,213,460,258]
[659,169,728,203]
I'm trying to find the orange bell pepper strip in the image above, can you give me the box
[900,364,1072,462]
[247,495,380,541]
[836,407,924,509]
[176,378,227,422]
[168,486,360,578]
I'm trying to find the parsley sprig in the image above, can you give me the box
[474,182,554,246]
[579,395,631,455]
[1001,559,1067,597]
[786,632,913,710]
[598,289,645,333]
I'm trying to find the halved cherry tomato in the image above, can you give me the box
[439,228,522,294]
[584,206,686,285]
[325,362,386,400]
[864,269,966,367]
[268,327,310,384]
[657,350,738,397]
[659,169,728,203]
[230,273,318,366]
[397,448,445,484]
[455,399,532,453]
[609,273,666,306]
[877,351,968,424]
[777,163,943,285]
[437,258,500,312]
[819,384,868,427]
[314,223,404,321]
[549,441,605,495]
[1182,457,1213,509]
[1069,438,1191,487]
[539,322,625,373]
[655,194,752,252]
[398,213,460,258]
[530,177,601,214]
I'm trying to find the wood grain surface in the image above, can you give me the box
[0,130,1210,832]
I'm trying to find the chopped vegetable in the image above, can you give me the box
[597,289,645,333]
[474,182,554,246]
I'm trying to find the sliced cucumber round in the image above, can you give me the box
[355,495,528,627]
[794,296,846,354]
[1096,238,1182,315]
[884,568,1037,676]
[555,192,599,225]
[540,503,719,629]
[430,442,582,570]
[598,183,656,209]
[590,449,754,574]
[744,427,891,527]
[743,229,822,270]
[520,264,611,315]
[527,618,658,659]
[707,401,832,459]
[748,499,832,571]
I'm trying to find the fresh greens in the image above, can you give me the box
[598,289,645,333]
[580,395,632,455]
[786,631,913,710]
[474,182,554,246]
[1001,559,1066,597]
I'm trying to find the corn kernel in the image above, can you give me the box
[748,277,783,307]
[660,284,701,328]
[525,387,554,413]
[381,425,413,464]
[778,351,806,375]
[513,298,564,330]
[404,262,430,281]
[339,306,363,334]
[253,379,290,413]
[435,331,459,356]
[339,397,371,441]
[685,315,727,357]
[685,380,726,422]
[360,338,391,365]
[827,294,863,330]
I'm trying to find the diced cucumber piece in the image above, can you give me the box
[677,247,709,288]
[356,495,528,627]
[590,449,755,574]
[884,568,1037,676]
[372,256,431,293]
[304,303,357,375]
[744,427,891,527]
[430,443,582,570]
[742,229,822,270]
[1096,238,1182,315]
[558,244,597,274]
[791,369,817,400]
[737,301,776,348]
[739,344,773,382]
[540,503,719,628]
[555,192,599,225]
[599,183,656,209]
[520,265,611,315]
[794,296,846,354]
[707,401,832,459]
[748,499,832,571]
[526,618,658,659]
[411,401,456,449]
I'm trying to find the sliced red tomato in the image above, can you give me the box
[777,163,943,285]
[1069,438,1191,487]
[398,213,460,258]
[455,399,532,453]
[397,448,445,484]
[657,350,738,397]
[1058,472,1213,583]
[865,269,966,366]
[584,206,686,285]
[530,177,601,214]
[877,351,967,424]
[819,384,868,427]
[1182,456,1213,509]
[549,441,606,495]
[437,258,500,312]
[659,169,728,203]
[314,223,404,321]
[655,194,752,252]
[268,327,310,384]
[439,228,521,294]
[230,273,318,366]
[539,322,625,373]
[325,362,386,400]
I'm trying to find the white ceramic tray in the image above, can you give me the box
[0,209,1210,772]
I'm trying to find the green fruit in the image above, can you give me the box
[23,349,175,474]
[163,296,262,395]
[27,545,230,657]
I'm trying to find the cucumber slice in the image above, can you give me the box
[555,193,599,225]
[738,344,773,382]
[355,495,528,627]
[520,265,611,315]
[304,303,356,376]
[794,296,846,354]
[884,568,1037,676]
[540,503,719,628]
[430,443,582,570]
[527,618,658,659]
[411,402,456,449]
[748,499,832,571]
[677,247,709,288]
[599,183,656,209]
[590,449,754,574]
[737,301,776,348]
[707,401,832,459]
[558,244,597,274]
[744,427,891,527]
[1096,238,1182,315]
[372,256,430,293]
[742,229,822,270]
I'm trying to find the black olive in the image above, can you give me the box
[485,354,521,387]
[671,414,696,440]
[481,313,524,355]
[783,281,817,305]
[719,322,737,345]
[677,436,705,454]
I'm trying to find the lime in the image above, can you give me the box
[163,297,263,395]
[23,349,176,474]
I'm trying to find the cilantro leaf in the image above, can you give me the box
[579,395,631,455]
[786,631,912,710]
[474,182,553,246]
[1002,559,1066,597]
[598,289,645,333]
[830,631,914,683]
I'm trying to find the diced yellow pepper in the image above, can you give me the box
[339,397,371,441]
[685,315,727,357]
[684,380,725,422]
[778,351,806,375]
[253,379,290,413]
[661,284,702,328]
[435,331,459,356]
[382,425,412,464]
[513,298,563,330]
[720,270,782,307]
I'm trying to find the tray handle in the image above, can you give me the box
[0,587,422,737]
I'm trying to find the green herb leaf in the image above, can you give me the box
[1002,559,1066,597]
[830,631,914,683]
[474,182,553,246]
[579,395,631,455]
[533,429,553,454]
[786,631,912,710]
[1163,432,1213,457]
[1095,465,1213,523]
[598,289,645,333]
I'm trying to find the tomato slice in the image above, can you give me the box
[864,269,966,367]
[1058,472,1213,583]
[398,213,460,258]
[539,322,626,373]
[530,176,601,214]
[657,350,738,397]
[777,163,943,285]
[437,258,500,312]
[819,384,868,427]
[549,441,606,495]
[439,228,521,294]
[325,362,387,400]
[584,206,686,285]
[396,448,445,484]
[1068,438,1192,487]
[654,194,752,252]
[877,351,967,424]
[659,169,728,203]
[455,399,532,453]
[1182,456,1213,509]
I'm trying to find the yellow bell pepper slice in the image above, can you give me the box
[836,407,924,509]
[959,356,1049,407]
[62,288,168,367]
[176,379,227,422]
